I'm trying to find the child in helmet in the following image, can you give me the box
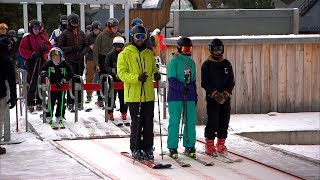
[201,38,235,155]
[104,36,128,121]
[167,37,197,159]
[40,47,74,126]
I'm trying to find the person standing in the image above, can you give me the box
[150,28,161,67]
[19,19,51,113]
[0,35,17,154]
[117,25,161,160]
[49,15,67,47]
[58,13,89,111]
[201,38,235,155]
[104,36,127,121]
[167,37,197,159]
[85,21,101,103]
[93,18,121,107]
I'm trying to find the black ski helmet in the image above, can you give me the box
[131,25,147,35]
[106,18,119,28]
[67,13,79,28]
[91,21,101,30]
[7,30,16,37]
[85,25,92,31]
[60,15,68,30]
[28,19,41,33]
[0,35,12,50]
[176,37,192,54]
[208,38,224,54]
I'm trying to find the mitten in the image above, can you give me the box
[154,72,161,82]
[211,90,225,104]
[182,86,189,95]
[138,72,148,82]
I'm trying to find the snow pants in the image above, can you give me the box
[108,89,127,114]
[128,101,154,152]
[167,101,196,149]
[205,99,231,139]
[46,91,66,118]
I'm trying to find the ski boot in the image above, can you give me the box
[36,104,43,111]
[184,147,196,158]
[144,149,154,160]
[107,113,114,121]
[121,112,127,120]
[217,138,228,154]
[57,117,65,129]
[68,104,75,112]
[96,99,104,108]
[132,149,144,161]
[169,149,178,159]
[85,95,92,103]
[0,146,6,155]
[28,106,35,113]
[205,138,217,156]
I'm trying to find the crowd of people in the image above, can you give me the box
[0,15,235,162]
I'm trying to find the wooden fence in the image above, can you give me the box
[164,35,320,124]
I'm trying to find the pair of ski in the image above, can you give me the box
[198,151,243,163]
[121,152,172,169]
[162,152,214,167]
[40,114,65,130]
[113,120,130,127]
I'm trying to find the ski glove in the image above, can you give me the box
[154,72,161,82]
[39,45,48,53]
[138,72,148,83]
[111,68,117,75]
[222,91,230,100]
[7,96,17,109]
[41,71,48,78]
[56,78,66,89]
[31,52,41,59]
[182,86,189,95]
[211,90,225,104]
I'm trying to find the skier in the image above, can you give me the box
[40,47,74,127]
[104,36,127,120]
[85,25,92,36]
[19,19,51,113]
[201,38,235,155]
[167,37,197,159]
[117,25,161,160]
[49,15,67,47]
[58,13,89,111]
[16,28,26,70]
[93,18,121,108]
[0,35,17,154]
[85,21,101,103]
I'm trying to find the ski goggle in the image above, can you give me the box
[51,49,61,56]
[33,26,40,31]
[181,46,192,53]
[70,19,79,27]
[61,20,67,25]
[114,43,124,48]
[133,33,147,41]
[211,46,223,51]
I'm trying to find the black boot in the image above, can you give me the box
[132,150,144,161]
[144,149,154,160]
[169,148,178,159]
[184,147,196,158]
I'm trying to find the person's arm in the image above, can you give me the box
[93,34,100,67]
[167,57,184,91]
[117,52,139,84]
[225,60,235,93]
[79,31,89,57]
[201,61,215,93]
[7,60,17,98]
[64,61,74,81]
[19,35,33,59]
[49,30,56,45]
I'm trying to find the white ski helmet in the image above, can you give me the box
[48,47,64,64]
[113,36,125,45]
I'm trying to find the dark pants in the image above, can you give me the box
[204,99,231,139]
[46,91,66,118]
[108,89,128,113]
[67,61,84,106]
[97,55,107,101]
[26,58,44,106]
[128,101,154,152]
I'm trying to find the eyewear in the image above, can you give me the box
[133,33,147,41]
[33,27,40,31]
[212,46,223,51]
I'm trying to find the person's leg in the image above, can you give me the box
[118,89,128,113]
[205,100,220,139]
[183,101,196,148]
[217,100,231,140]
[167,101,183,150]
[128,102,142,152]
[141,101,155,151]
[0,98,6,141]
[47,92,58,119]
[55,91,66,119]
[86,60,94,98]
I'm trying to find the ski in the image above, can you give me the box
[121,152,171,169]
[198,151,233,163]
[113,120,123,126]
[218,153,243,162]
[123,120,131,126]
[162,152,191,167]
[179,153,214,166]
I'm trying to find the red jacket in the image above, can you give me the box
[19,33,51,60]
[158,33,166,50]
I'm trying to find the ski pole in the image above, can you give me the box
[133,81,144,163]
[156,81,164,160]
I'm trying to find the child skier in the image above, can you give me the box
[104,36,128,121]
[41,47,74,127]
[201,38,235,155]
[167,37,197,159]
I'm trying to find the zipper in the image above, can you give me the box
[127,85,131,98]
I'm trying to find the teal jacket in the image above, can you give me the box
[117,44,158,102]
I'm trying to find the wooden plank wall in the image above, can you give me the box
[165,43,320,124]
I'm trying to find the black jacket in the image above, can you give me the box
[104,49,121,82]
[201,55,235,99]
[0,47,16,99]
[41,60,74,84]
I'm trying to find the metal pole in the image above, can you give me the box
[24,70,28,132]
[124,3,129,43]
[36,2,43,22]
[79,3,86,32]
[65,3,72,15]
[20,2,28,33]
[109,4,114,18]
